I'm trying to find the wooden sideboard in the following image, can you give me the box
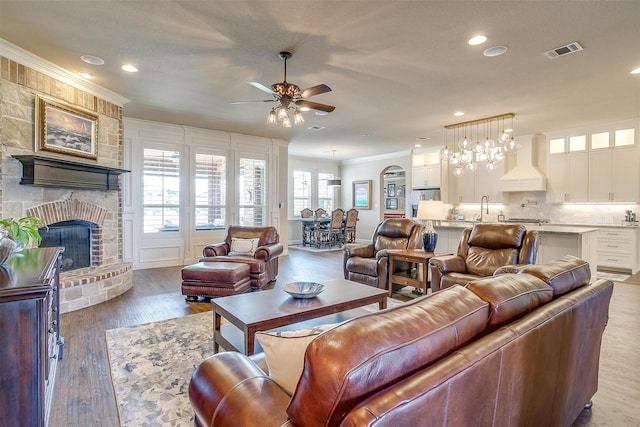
[0,247,63,426]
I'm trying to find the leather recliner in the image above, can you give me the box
[343,218,423,289]
[200,225,284,288]
[429,223,538,292]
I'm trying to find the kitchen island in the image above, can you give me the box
[434,221,599,279]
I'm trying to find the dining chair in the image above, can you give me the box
[317,209,345,248]
[314,208,328,218]
[300,208,315,246]
[342,208,359,244]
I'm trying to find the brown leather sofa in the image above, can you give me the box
[429,223,538,292]
[200,225,283,288]
[342,218,423,289]
[188,255,613,426]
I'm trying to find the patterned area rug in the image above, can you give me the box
[596,272,630,282]
[105,312,213,426]
[105,298,404,426]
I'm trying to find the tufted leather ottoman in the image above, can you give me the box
[181,261,251,301]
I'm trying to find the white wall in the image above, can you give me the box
[123,118,289,270]
[340,151,411,242]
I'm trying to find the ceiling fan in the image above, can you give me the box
[232,51,335,127]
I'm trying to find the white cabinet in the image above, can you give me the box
[547,123,638,203]
[412,165,441,189]
[546,152,588,203]
[448,161,504,204]
[597,227,639,273]
[589,147,639,202]
[537,230,597,280]
[412,151,441,189]
[434,226,465,255]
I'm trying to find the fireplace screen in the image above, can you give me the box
[39,220,97,271]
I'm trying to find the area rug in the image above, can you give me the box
[289,244,343,253]
[105,298,404,426]
[596,272,630,282]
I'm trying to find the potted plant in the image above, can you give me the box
[0,215,46,248]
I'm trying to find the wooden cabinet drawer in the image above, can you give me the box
[598,230,632,240]
[597,253,634,269]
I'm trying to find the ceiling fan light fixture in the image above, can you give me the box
[294,109,305,125]
[267,109,277,125]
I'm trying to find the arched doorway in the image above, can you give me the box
[380,165,407,221]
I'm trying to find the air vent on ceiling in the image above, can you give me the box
[544,41,583,59]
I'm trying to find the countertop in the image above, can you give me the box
[435,221,601,234]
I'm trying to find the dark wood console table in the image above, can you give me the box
[0,247,63,426]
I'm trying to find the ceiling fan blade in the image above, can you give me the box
[296,100,336,113]
[229,100,276,104]
[299,84,332,98]
[248,81,276,95]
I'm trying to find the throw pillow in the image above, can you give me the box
[256,323,339,395]
[229,237,260,256]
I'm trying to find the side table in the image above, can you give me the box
[387,249,443,297]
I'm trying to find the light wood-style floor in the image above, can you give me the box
[49,249,640,426]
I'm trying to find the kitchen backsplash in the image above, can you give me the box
[450,192,639,225]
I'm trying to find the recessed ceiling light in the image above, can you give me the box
[468,35,487,46]
[80,54,104,65]
[308,125,324,130]
[631,68,640,75]
[361,133,369,137]
[79,72,93,79]
[483,45,508,57]
[416,137,431,140]
[121,64,138,73]
[314,110,328,116]
[454,111,464,116]
[415,144,422,148]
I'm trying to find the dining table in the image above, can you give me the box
[299,217,332,247]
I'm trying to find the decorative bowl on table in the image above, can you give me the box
[283,282,325,299]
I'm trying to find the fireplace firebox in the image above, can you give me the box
[39,220,98,271]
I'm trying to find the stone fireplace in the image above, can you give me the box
[27,193,132,312]
[1,55,132,313]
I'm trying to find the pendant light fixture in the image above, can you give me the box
[440,113,517,175]
[327,150,342,187]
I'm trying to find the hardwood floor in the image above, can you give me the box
[49,250,639,426]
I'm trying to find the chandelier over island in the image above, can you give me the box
[440,113,519,176]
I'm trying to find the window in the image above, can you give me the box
[293,170,311,217]
[614,128,635,147]
[239,157,266,226]
[143,148,180,233]
[318,172,335,211]
[194,153,226,230]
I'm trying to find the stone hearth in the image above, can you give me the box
[27,193,133,313]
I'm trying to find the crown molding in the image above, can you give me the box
[0,38,129,107]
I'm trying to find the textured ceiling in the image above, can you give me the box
[1,1,639,161]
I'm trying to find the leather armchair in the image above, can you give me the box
[429,223,538,292]
[343,218,423,289]
[201,225,284,288]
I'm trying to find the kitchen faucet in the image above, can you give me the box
[479,195,489,222]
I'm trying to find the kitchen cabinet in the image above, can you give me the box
[597,227,640,273]
[412,151,441,189]
[434,225,466,254]
[537,228,597,279]
[448,161,504,204]
[589,147,639,202]
[546,151,588,203]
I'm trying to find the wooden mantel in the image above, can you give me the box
[13,155,130,191]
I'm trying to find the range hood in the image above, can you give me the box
[500,134,547,192]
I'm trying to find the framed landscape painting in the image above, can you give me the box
[35,95,98,159]
[353,180,372,210]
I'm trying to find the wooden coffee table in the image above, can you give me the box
[211,278,388,355]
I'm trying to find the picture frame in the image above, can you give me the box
[35,95,98,159]
[387,183,396,197]
[386,197,398,210]
[397,184,404,197]
[352,180,372,210]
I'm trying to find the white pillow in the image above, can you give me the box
[229,237,260,255]
[256,323,339,395]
